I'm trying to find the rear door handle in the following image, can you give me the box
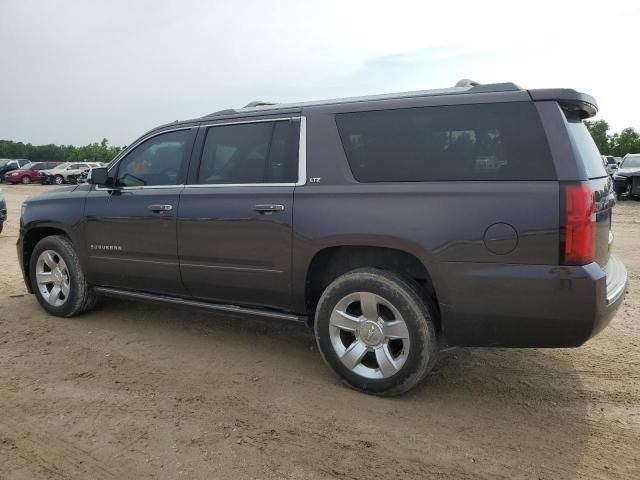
[254,204,285,214]
[148,204,173,213]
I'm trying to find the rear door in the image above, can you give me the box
[84,127,196,295]
[178,117,303,309]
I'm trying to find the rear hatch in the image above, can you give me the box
[562,117,614,268]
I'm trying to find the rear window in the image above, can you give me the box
[565,119,607,179]
[335,102,555,182]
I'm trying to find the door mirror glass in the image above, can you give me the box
[89,167,110,186]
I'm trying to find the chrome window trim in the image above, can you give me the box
[97,184,186,191]
[98,116,307,191]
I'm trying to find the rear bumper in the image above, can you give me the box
[440,255,628,347]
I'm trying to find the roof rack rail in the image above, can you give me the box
[201,81,524,119]
[455,79,481,87]
[455,79,522,93]
[244,100,277,108]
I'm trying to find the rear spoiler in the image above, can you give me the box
[528,88,598,119]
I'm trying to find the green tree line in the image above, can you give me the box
[0,138,123,164]
[585,120,640,157]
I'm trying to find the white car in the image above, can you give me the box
[40,162,102,185]
[602,155,618,176]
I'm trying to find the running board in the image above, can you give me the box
[93,287,308,324]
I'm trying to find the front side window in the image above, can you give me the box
[336,102,555,182]
[197,120,300,184]
[117,129,192,187]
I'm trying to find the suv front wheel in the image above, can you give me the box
[314,268,439,396]
[29,235,97,317]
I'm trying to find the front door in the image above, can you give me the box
[178,117,302,310]
[84,127,196,295]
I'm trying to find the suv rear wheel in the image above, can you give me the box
[29,235,97,317]
[314,268,439,396]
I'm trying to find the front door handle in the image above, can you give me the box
[254,204,285,214]
[148,204,173,213]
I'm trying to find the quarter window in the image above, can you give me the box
[197,120,300,184]
[116,129,192,187]
[336,102,555,182]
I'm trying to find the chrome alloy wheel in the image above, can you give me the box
[35,250,70,307]
[329,292,410,379]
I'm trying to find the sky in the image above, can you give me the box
[1,0,639,147]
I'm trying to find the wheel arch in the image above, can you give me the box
[303,244,441,331]
[21,225,73,293]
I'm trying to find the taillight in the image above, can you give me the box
[562,183,596,265]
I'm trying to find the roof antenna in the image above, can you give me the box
[455,79,481,87]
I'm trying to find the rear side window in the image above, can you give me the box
[198,120,300,184]
[565,119,607,179]
[335,102,555,182]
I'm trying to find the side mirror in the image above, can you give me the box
[88,167,111,187]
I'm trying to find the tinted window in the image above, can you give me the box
[117,129,192,187]
[565,119,607,179]
[198,120,299,184]
[336,102,555,182]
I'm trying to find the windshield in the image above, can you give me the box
[54,162,70,169]
[621,155,640,169]
[21,163,35,169]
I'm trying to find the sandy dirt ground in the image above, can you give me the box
[0,183,638,479]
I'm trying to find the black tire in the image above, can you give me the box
[29,235,97,317]
[54,175,64,185]
[314,268,439,396]
[21,176,31,184]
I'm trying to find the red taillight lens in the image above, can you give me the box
[563,184,596,265]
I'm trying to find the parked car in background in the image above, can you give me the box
[603,155,618,176]
[0,189,6,234]
[4,161,62,184]
[0,159,30,182]
[615,157,623,166]
[17,80,627,395]
[613,153,640,199]
[68,167,91,184]
[39,162,102,185]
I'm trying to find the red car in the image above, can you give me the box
[3,162,62,184]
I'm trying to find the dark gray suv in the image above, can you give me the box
[17,81,628,395]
